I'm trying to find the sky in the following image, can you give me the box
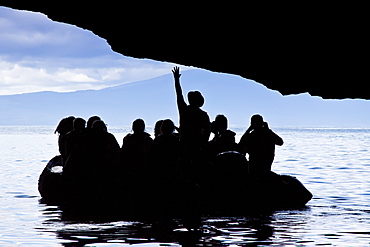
[0,6,184,95]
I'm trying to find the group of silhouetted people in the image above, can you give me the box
[55,67,284,182]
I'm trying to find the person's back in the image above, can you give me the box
[64,119,119,198]
[64,117,86,159]
[242,128,279,164]
[120,119,153,170]
[154,120,164,138]
[121,132,153,158]
[151,119,180,173]
[55,116,75,163]
[180,104,210,144]
[90,120,120,159]
[239,115,283,175]
[73,116,104,162]
[67,119,119,169]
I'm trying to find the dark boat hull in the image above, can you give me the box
[38,155,64,204]
[38,153,312,216]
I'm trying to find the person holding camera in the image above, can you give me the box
[238,114,283,176]
[209,114,237,156]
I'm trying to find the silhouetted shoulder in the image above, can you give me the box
[123,133,134,141]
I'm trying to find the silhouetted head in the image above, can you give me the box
[161,119,175,134]
[55,116,75,135]
[87,116,101,129]
[154,120,164,138]
[251,114,264,128]
[73,118,86,131]
[215,114,228,131]
[92,120,107,132]
[187,91,204,107]
[132,119,145,133]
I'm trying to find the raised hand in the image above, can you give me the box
[172,66,181,79]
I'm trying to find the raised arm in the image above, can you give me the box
[172,66,186,109]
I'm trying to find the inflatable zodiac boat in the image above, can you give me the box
[38,152,312,216]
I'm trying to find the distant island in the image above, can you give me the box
[0,69,369,128]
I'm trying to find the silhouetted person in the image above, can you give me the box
[208,114,237,157]
[150,119,180,178]
[154,120,164,138]
[172,66,210,150]
[238,114,283,175]
[64,118,119,172]
[91,120,120,159]
[86,116,101,129]
[92,119,107,131]
[64,119,119,203]
[120,119,153,173]
[54,116,75,164]
[64,117,86,160]
[70,116,118,166]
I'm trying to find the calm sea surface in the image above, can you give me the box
[1,126,370,246]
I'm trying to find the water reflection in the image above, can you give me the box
[37,202,370,246]
[37,202,285,246]
[200,216,274,246]
[38,203,195,246]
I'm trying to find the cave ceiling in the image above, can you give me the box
[1,2,368,99]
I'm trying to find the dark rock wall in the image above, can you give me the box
[1,2,368,99]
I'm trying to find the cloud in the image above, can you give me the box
[0,7,109,58]
[0,61,97,94]
[0,57,182,95]
[0,7,186,95]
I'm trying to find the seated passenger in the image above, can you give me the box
[64,119,120,171]
[150,119,180,178]
[86,116,101,129]
[154,120,164,138]
[91,120,120,160]
[120,119,153,172]
[54,116,75,164]
[64,119,120,199]
[238,114,283,176]
[208,114,237,157]
[64,117,86,160]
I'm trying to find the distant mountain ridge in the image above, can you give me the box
[0,69,369,127]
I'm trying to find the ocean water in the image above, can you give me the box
[1,126,370,246]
